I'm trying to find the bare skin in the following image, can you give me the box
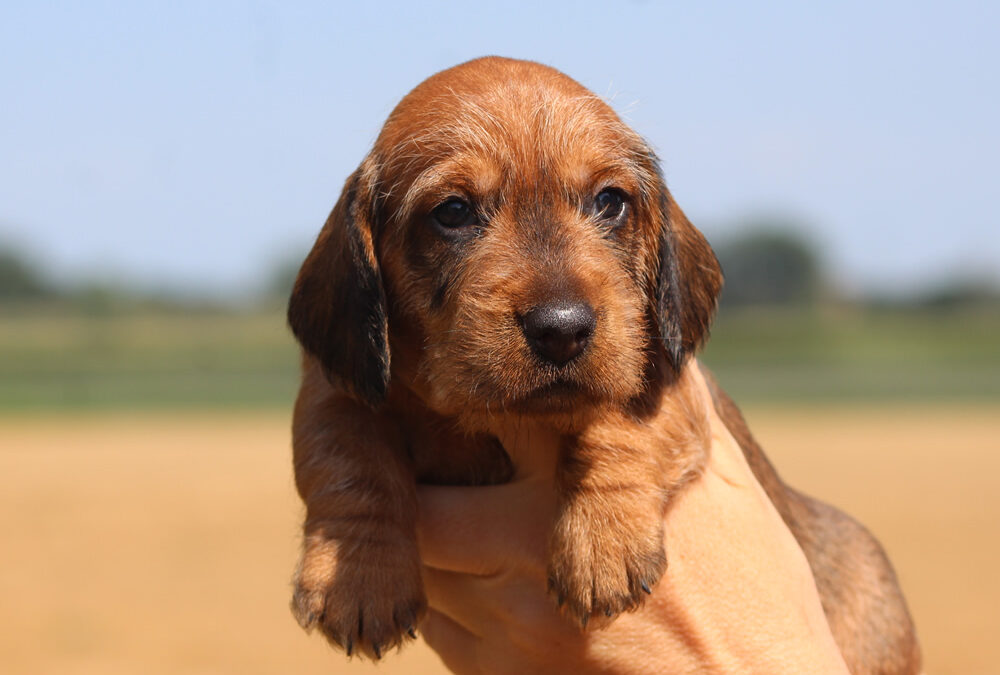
[415,369,849,674]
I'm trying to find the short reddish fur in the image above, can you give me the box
[287,57,920,672]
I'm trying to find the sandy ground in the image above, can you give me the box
[1,405,997,674]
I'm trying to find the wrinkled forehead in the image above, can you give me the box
[373,77,653,222]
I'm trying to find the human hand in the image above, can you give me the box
[415,371,849,674]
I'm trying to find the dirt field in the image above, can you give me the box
[2,406,997,674]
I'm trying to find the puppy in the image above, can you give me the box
[287,57,920,672]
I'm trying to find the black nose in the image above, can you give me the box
[521,301,596,366]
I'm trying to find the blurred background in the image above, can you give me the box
[1,1,997,673]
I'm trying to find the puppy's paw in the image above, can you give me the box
[291,532,426,659]
[547,504,666,628]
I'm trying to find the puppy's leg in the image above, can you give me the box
[290,383,425,659]
[548,434,668,625]
[548,373,710,626]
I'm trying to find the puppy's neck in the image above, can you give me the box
[493,419,563,482]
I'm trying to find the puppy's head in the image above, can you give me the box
[288,57,722,420]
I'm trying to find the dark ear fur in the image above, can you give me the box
[287,163,389,405]
[656,189,724,372]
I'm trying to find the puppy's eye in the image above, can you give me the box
[432,198,477,229]
[594,188,627,222]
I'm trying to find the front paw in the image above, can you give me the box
[547,506,666,628]
[291,531,426,659]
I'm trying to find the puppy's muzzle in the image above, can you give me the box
[521,301,596,366]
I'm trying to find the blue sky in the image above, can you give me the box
[1,1,997,297]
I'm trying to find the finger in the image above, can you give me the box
[421,609,482,675]
[424,563,565,642]
[416,481,552,574]
[422,566,489,635]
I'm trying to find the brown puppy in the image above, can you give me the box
[287,57,920,672]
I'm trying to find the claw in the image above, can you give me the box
[407,627,417,639]
[604,607,613,617]
[640,580,651,595]
[345,637,353,657]
[581,613,589,629]
[372,643,382,659]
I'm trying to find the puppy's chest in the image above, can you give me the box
[400,413,514,486]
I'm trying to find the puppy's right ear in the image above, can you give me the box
[287,161,389,406]
[654,190,724,374]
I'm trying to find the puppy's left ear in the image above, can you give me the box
[654,190,724,373]
[287,158,390,406]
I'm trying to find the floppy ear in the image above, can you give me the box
[287,162,389,406]
[655,189,724,373]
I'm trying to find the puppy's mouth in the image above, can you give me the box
[509,377,599,414]
[528,378,582,398]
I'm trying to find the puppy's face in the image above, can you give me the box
[289,58,722,425]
